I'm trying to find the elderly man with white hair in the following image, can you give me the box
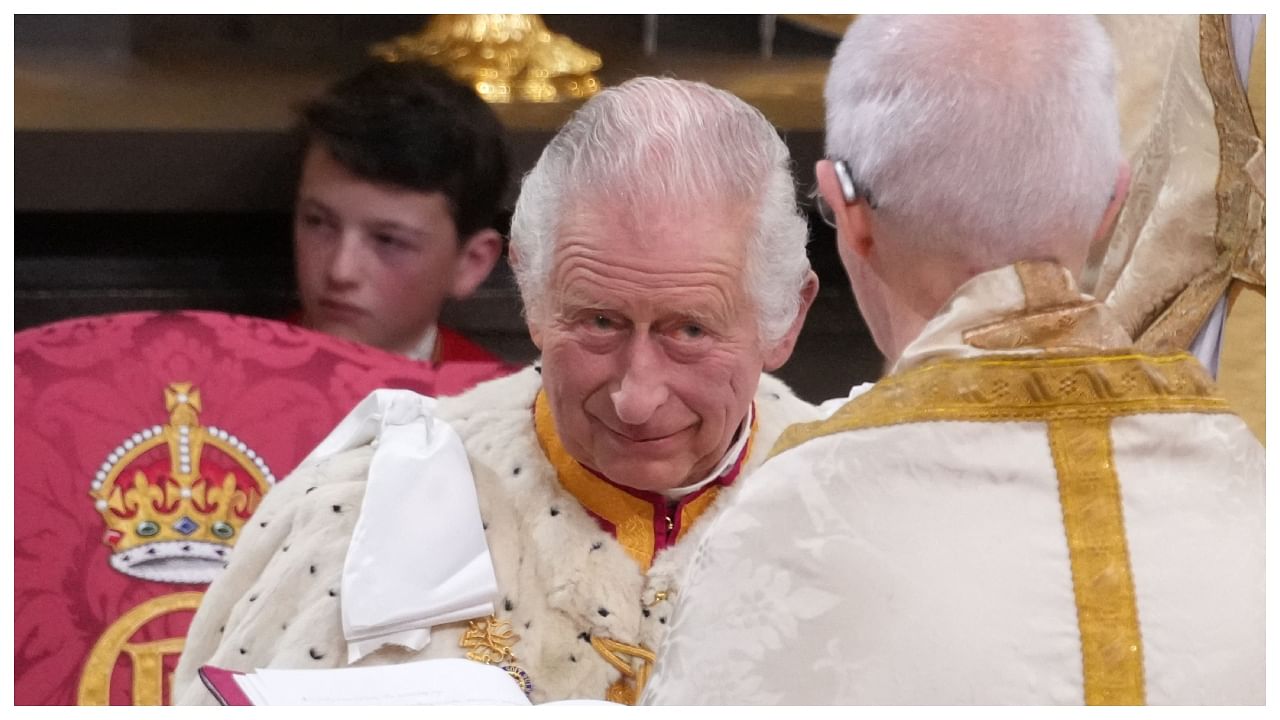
[171,76,820,705]
[641,15,1263,705]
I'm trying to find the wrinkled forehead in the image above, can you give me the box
[543,197,756,314]
[554,195,753,267]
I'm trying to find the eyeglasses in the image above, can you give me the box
[812,159,877,229]
[812,189,839,230]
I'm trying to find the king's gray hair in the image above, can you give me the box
[824,15,1122,268]
[510,76,811,346]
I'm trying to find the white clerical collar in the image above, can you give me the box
[405,325,439,362]
[661,403,754,501]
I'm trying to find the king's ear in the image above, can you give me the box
[506,244,544,348]
[763,270,820,371]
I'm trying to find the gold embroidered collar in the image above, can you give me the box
[532,390,756,570]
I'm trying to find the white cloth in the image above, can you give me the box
[815,382,874,419]
[300,389,498,663]
[642,265,1265,705]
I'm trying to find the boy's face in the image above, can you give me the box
[292,143,464,355]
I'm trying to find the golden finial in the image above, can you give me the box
[371,14,602,104]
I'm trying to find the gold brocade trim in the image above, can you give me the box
[770,352,1227,458]
[1247,20,1264,143]
[1138,15,1266,352]
[532,391,759,569]
[964,262,1134,353]
[677,487,722,543]
[591,636,655,705]
[77,591,204,705]
[1016,261,1077,310]
[533,391,657,569]
[1048,417,1145,705]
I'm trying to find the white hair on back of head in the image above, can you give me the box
[824,15,1122,269]
[510,76,810,346]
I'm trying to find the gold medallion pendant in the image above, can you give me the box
[460,616,533,696]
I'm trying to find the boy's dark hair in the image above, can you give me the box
[299,60,509,239]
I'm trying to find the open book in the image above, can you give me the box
[198,658,614,706]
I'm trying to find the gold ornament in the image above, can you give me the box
[371,14,602,104]
[460,616,519,665]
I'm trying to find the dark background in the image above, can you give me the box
[14,14,884,402]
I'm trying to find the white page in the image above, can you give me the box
[238,658,532,706]
[234,673,270,705]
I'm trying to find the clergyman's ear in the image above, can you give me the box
[815,160,874,259]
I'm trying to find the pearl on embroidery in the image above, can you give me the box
[176,392,188,404]
[95,499,108,511]
[180,487,192,498]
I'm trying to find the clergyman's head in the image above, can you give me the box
[817,15,1127,363]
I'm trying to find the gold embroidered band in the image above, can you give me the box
[533,391,657,569]
[1048,417,1145,705]
[1134,15,1266,353]
[771,352,1225,458]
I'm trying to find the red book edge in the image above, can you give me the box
[198,665,255,706]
